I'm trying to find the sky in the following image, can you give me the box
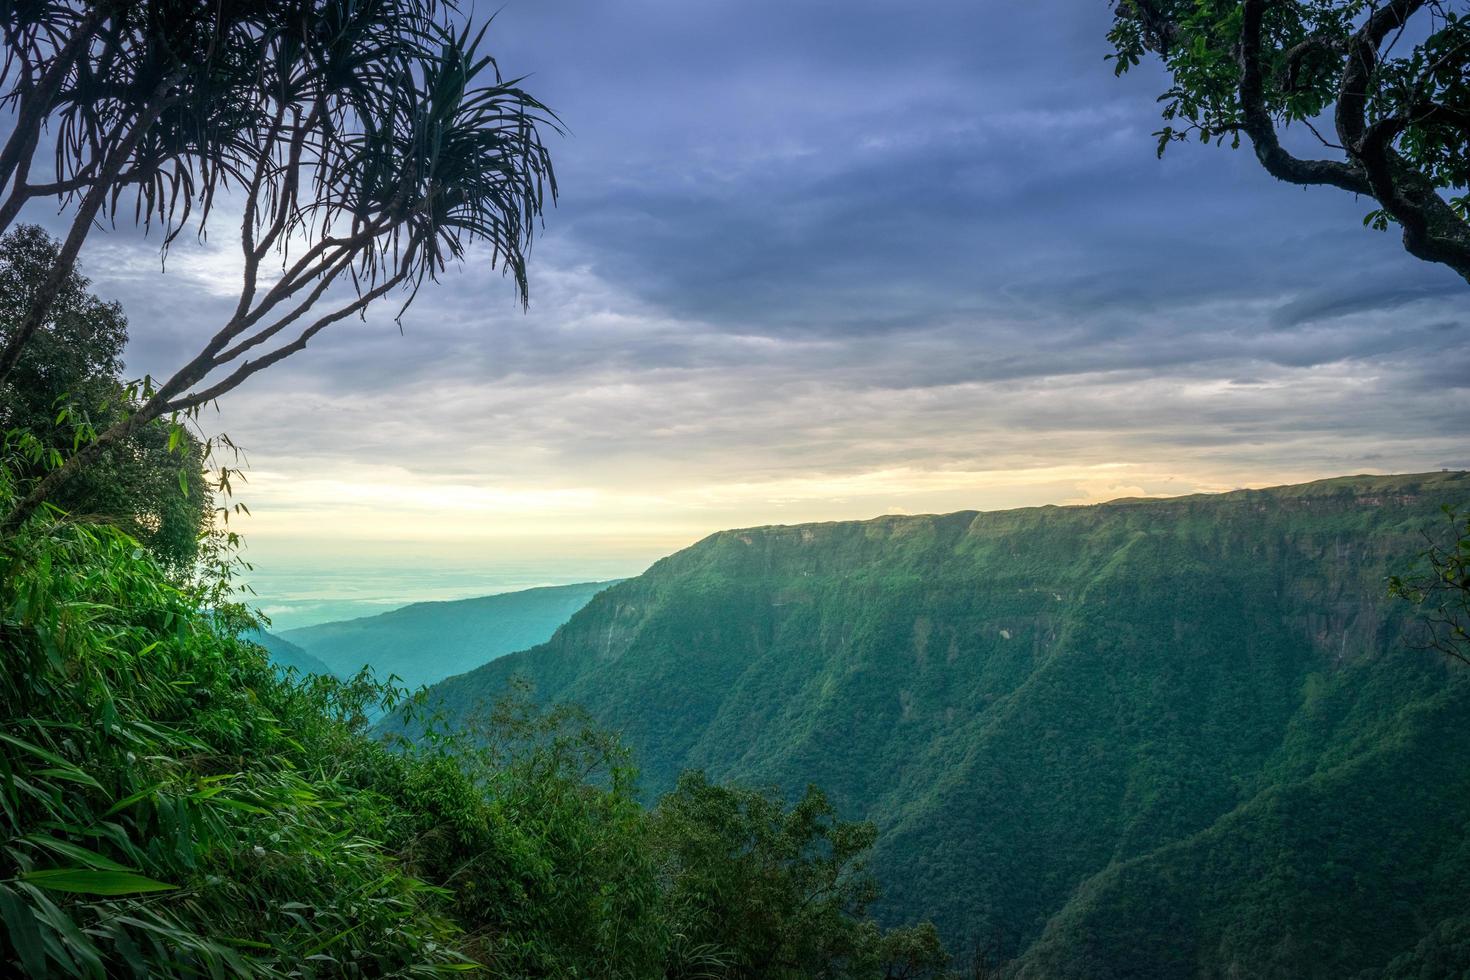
[18,1,1470,624]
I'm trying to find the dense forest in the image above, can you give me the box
[396,473,1470,977]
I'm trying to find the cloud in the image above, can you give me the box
[11,0,1466,590]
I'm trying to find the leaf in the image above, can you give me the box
[24,836,132,872]
[35,766,105,791]
[225,937,275,950]
[105,782,165,817]
[202,797,270,816]
[107,920,149,978]
[0,731,77,770]
[24,884,106,976]
[0,883,48,976]
[22,869,177,896]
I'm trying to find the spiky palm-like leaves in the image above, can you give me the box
[0,1,558,531]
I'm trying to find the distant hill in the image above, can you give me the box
[246,628,333,676]
[391,472,1470,977]
[282,581,618,690]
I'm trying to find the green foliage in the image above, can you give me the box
[0,467,470,975]
[402,472,1470,977]
[0,226,211,571]
[1107,1,1470,278]
[0,452,941,977]
[1110,0,1470,181]
[1383,915,1470,979]
[382,688,669,977]
[1391,505,1470,665]
[652,772,951,980]
[1110,1,1355,151]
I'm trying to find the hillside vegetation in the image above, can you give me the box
[279,582,616,689]
[398,471,1470,978]
[0,471,951,978]
[246,628,335,677]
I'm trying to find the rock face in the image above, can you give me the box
[402,472,1470,977]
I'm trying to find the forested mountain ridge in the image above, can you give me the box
[279,581,617,689]
[246,629,334,677]
[396,471,1470,978]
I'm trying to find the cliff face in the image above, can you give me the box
[404,472,1470,977]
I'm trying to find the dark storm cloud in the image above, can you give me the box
[80,0,1465,385]
[460,0,1466,356]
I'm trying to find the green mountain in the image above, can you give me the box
[394,472,1470,978]
[246,628,333,676]
[281,581,617,690]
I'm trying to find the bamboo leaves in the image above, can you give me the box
[19,870,176,897]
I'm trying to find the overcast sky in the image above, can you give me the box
[21,0,1470,608]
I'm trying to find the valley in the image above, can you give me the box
[383,472,1470,976]
[260,581,619,689]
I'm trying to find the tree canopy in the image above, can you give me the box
[1110,0,1470,282]
[0,224,209,570]
[652,771,952,980]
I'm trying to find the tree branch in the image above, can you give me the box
[213,250,358,363]
[1409,99,1470,139]
[0,80,176,388]
[1336,0,1425,149]
[163,271,410,414]
[0,405,149,536]
[1238,0,1372,193]
[1357,109,1470,280]
[1280,34,1345,92]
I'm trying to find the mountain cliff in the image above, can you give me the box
[395,472,1470,977]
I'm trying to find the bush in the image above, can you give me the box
[0,473,469,975]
